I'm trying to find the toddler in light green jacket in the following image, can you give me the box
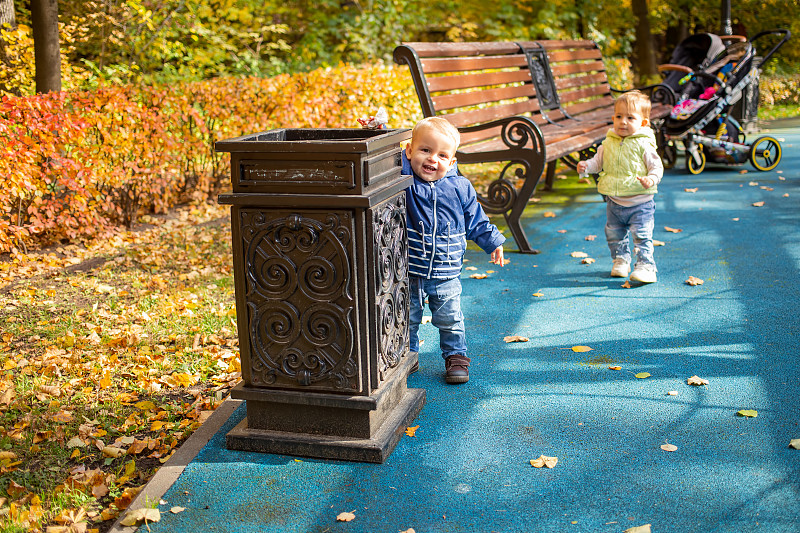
[577,90,664,283]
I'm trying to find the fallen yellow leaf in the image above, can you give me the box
[405,425,419,437]
[661,443,678,452]
[687,375,709,386]
[752,201,765,207]
[557,229,567,233]
[664,226,682,233]
[652,240,665,246]
[571,346,592,352]
[581,258,596,264]
[790,439,800,450]
[684,187,699,193]
[609,366,622,371]
[570,251,588,258]
[469,273,488,279]
[624,525,652,533]
[504,335,529,343]
[465,266,478,271]
[530,455,558,468]
[543,212,556,218]
[585,235,597,241]
[170,506,185,514]
[120,507,160,526]
[532,292,544,297]
[621,280,632,288]
[737,409,758,418]
[337,511,356,522]
[686,276,704,286]
[635,372,651,379]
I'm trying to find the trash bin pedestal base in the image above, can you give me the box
[226,354,424,463]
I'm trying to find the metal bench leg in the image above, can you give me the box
[504,167,545,254]
[543,161,557,190]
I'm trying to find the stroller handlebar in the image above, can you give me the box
[750,29,791,68]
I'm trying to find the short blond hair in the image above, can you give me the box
[411,116,461,150]
[614,90,652,120]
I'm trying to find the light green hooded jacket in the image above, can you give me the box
[597,127,658,197]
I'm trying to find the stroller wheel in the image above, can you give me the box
[749,136,782,171]
[686,146,706,175]
[661,142,678,169]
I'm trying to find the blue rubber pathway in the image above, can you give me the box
[123,122,800,533]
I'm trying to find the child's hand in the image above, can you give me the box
[637,176,654,189]
[576,161,588,174]
[491,246,505,266]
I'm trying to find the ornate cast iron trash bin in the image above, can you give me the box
[216,128,424,463]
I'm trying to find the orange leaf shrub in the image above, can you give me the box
[0,63,419,253]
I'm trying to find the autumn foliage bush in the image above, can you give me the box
[0,63,420,254]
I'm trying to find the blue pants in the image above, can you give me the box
[408,276,466,359]
[606,199,656,267]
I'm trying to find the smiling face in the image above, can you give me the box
[405,128,458,182]
[612,101,649,138]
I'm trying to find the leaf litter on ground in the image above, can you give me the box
[0,203,241,532]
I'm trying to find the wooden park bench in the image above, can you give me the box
[393,40,673,253]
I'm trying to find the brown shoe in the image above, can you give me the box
[445,355,471,384]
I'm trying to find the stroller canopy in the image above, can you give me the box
[662,33,726,91]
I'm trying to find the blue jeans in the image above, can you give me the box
[408,275,466,360]
[606,199,656,267]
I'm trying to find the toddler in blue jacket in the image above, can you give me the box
[403,117,505,384]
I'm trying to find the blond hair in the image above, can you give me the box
[614,90,652,120]
[411,116,461,150]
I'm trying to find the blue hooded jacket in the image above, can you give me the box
[402,152,506,279]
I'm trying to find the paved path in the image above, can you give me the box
[115,123,800,533]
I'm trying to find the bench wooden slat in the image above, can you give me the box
[551,61,606,76]
[432,84,537,112]
[420,55,528,74]
[427,69,532,93]
[402,41,522,57]
[548,49,603,62]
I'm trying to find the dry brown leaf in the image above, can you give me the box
[585,235,597,241]
[624,524,652,533]
[609,366,622,371]
[570,251,588,258]
[739,169,748,174]
[170,506,185,514]
[120,507,161,527]
[664,226,683,233]
[504,335,529,343]
[687,375,709,386]
[684,187,699,193]
[337,511,356,522]
[686,276,704,286]
[530,455,558,468]
[571,346,592,352]
[557,229,567,233]
[469,273,488,279]
[543,212,556,218]
[752,201,765,207]
[661,443,678,452]
[581,258,596,264]
[621,281,632,288]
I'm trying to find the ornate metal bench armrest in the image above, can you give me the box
[455,116,546,214]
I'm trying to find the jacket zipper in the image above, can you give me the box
[427,181,437,278]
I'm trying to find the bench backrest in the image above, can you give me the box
[393,42,554,149]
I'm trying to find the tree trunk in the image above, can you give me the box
[0,0,16,28]
[31,0,61,93]
[632,0,658,84]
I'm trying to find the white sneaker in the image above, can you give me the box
[630,263,658,283]
[610,258,630,278]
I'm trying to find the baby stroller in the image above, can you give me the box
[658,29,791,174]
